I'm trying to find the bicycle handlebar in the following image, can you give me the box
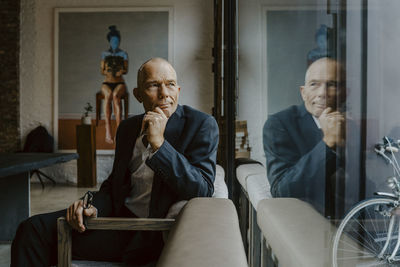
[375,136,400,154]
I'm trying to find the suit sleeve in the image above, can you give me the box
[263,115,337,199]
[146,116,219,199]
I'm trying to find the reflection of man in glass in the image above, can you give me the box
[263,57,345,215]
[307,25,334,65]
[101,25,128,144]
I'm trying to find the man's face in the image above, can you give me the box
[134,60,180,118]
[300,58,342,118]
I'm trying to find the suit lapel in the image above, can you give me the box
[163,105,185,148]
[127,115,143,158]
[297,104,323,148]
[117,115,143,185]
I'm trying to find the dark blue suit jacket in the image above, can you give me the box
[90,105,218,263]
[93,104,219,218]
[263,104,337,214]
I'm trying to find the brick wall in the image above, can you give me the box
[0,0,20,152]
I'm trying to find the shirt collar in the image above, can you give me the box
[312,115,321,129]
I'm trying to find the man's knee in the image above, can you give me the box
[12,211,63,266]
[14,216,40,242]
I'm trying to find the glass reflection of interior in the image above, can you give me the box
[238,0,400,266]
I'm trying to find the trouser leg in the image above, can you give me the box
[11,206,162,266]
[71,227,134,262]
[11,209,66,267]
[11,207,135,266]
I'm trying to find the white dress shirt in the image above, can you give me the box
[312,115,321,129]
[124,135,156,218]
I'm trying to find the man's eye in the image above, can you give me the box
[148,83,158,88]
[168,82,176,87]
[327,82,338,88]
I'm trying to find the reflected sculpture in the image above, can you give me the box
[307,25,334,65]
[100,25,128,144]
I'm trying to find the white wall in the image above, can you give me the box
[20,0,214,141]
[57,10,169,117]
[20,0,213,184]
[238,0,264,165]
[364,0,400,195]
[238,0,328,165]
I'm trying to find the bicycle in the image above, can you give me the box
[332,136,400,267]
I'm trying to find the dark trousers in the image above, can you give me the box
[11,207,163,267]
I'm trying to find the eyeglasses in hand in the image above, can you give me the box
[82,191,94,229]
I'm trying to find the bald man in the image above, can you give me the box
[263,57,345,216]
[12,58,219,266]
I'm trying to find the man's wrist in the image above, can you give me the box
[323,137,336,149]
[91,206,98,218]
[150,138,164,152]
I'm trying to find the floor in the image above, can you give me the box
[0,182,99,267]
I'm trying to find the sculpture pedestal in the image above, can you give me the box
[76,125,97,187]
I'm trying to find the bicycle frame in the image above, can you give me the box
[373,137,400,262]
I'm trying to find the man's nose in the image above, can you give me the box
[316,83,327,98]
[158,83,168,98]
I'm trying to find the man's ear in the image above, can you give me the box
[299,86,306,101]
[133,87,142,103]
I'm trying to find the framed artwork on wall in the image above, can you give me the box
[54,7,173,151]
[262,7,334,118]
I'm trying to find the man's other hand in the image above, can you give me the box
[319,107,345,148]
[66,200,97,233]
[143,107,168,151]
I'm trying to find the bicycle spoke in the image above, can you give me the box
[337,254,377,260]
[346,217,381,253]
[337,245,375,255]
[338,235,376,256]
[365,205,380,243]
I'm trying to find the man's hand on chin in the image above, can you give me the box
[142,107,168,152]
[66,199,97,233]
[319,107,345,149]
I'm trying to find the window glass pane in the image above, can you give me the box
[238,0,400,265]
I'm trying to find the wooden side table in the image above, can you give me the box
[76,124,97,187]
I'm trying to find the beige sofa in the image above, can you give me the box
[57,165,247,267]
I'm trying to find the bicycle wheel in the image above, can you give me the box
[332,197,400,267]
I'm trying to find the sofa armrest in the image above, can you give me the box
[157,198,248,267]
[257,198,334,267]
